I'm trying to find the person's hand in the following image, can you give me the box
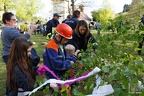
[50,83,58,88]
[28,24,39,35]
[31,24,38,31]
[18,88,24,91]
[74,49,80,56]
[70,61,74,65]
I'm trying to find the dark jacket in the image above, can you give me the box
[46,18,60,34]
[141,17,144,25]
[43,37,76,79]
[67,31,96,51]
[64,17,79,30]
[9,65,34,96]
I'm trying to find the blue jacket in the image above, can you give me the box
[46,18,60,34]
[43,37,76,79]
[64,17,79,30]
[67,31,96,51]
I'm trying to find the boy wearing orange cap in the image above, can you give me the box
[43,23,77,79]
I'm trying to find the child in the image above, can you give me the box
[7,37,36,96]
[65,44,80,57]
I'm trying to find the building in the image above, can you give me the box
[52,0,70,23]
[52,0,92,23]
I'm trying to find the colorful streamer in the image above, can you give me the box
[28,66,101,96]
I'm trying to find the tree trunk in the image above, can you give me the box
[71,0,74,14]
[68,0,70,14]
[4,5,6,12]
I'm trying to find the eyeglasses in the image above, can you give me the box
[11,19,17,21]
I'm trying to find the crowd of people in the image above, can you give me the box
[1,9,144,95]
[2,9,144,96]
[1,10,98,96]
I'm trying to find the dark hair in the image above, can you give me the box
[75,20,89,38]
[73,10,80,18]
[7,37,35,91]
[2,12,14,24]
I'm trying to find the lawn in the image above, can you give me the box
[0,30,144,95]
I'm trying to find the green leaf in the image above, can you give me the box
[73,88,80,95]
[135,60,143,69]
[102,66,110,73]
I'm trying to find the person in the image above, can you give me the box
[65,10,80,30]
[43,23,77,80]
[94,21,102,35]
[138,14,144,55]
[7,37,36,96]
[65,44,80,56]
[62,15,72,23]
[1,12,37,96]
[141,14,144,25]
[67,20,97,52]
[46,13,61,38]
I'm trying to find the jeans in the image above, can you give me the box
[2,55,9,96]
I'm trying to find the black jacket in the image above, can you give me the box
[46,18,60,34]
[64,17,79,30]
[67,31,96,51]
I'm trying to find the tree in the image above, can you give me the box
[91,0,115,25]
[128,0,144,21]
[123,4,130,12]
[15,0,41,21]
[71,0,77,14]
[0,0,16,12]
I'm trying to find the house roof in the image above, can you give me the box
[79,12,92,21]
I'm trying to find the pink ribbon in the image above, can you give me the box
[37,65,60,79]
[37,65,90,85]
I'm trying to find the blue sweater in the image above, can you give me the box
[1,26,30,57]
[43,37,76,79]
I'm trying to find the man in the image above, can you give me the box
[62,14,72,23]
[46,13,61,38]
[1,12,37,96]
[65,10,80,30]
[43,23,77,79]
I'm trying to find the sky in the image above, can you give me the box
[38,0,132,19]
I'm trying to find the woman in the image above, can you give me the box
[7,37,36,96]
[67,20,97,52]
[1,12,37,95]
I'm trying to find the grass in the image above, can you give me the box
[0,30,144,95]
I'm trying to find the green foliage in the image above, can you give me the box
[15,0,42,21]
[91,0,115,25]
[0,0,16,12]
[20,23,27,32]
[0,0,42,21]
[45,21,144,95]
[1,21,144,95]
